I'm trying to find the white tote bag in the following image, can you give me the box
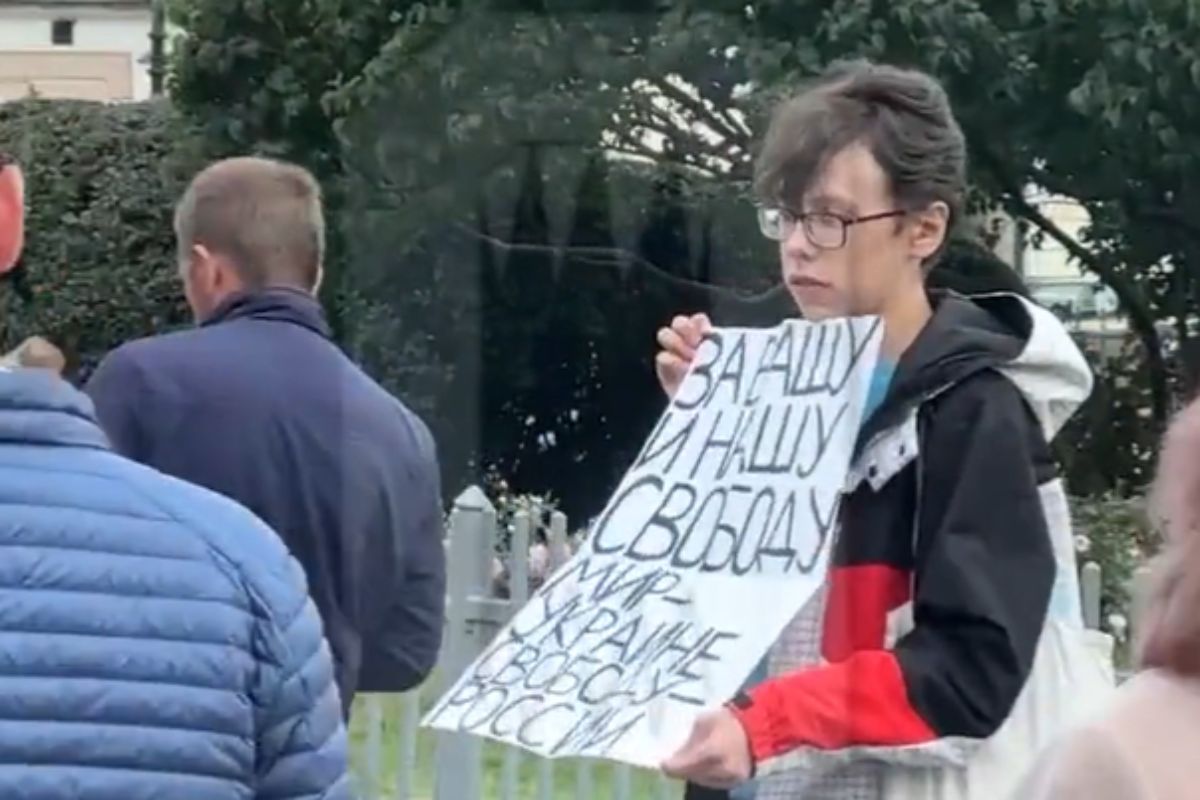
[880,622,1115,800]
[882,479,1118,800]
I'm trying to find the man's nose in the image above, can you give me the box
[782,221,816,261]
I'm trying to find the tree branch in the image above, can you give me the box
[1027,165,1200,243]
[646,76,753,153]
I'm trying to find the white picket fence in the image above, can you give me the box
[347,486,1151,799]
[349,485,684,799]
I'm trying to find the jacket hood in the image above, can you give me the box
[0,367,109,450]
[860,290,1093,447]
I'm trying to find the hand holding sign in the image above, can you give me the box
[661,707,752,788]
[424,316,883,769]
[655,313,712,399]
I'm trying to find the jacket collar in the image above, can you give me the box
[852,289,1027,456]
[201,286,331,339]
[0,368,110,450]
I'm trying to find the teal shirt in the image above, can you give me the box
[862,359,896,423]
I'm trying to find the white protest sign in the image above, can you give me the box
[423,315,884,768]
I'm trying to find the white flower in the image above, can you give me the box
[1074,534,1091,554]
[1107,613,1129,639]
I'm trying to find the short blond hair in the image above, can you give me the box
[174,156,325,290]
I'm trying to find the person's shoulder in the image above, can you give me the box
[114,457,310,619]
[345,365,439,458]
[929,367,1031,423]
[92,327,215,379]
[922,368,1053,469]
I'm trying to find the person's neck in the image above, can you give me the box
[879,286,932,361]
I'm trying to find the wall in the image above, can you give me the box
[0,4,152,101]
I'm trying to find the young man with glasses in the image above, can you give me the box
[657,61,1101,799]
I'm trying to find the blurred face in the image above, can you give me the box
[763,143,948,321]
[178,241,245,323]
[0,163,25,275]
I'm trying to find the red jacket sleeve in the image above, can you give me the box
[730,372,1056,774]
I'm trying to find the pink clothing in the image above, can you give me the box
[1015,669,1200,800]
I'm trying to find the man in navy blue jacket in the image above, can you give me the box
[0,151,352,798]
[86,156,446,717]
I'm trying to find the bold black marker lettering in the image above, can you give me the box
[491,643,542,687]
[688,408,744,482]
[676,630,740,678]
[743,330,778,406]
[533,597,597,651]
[577,707,647,756]
[624,621,688,677]
[490,694,545,740]
[793,323,829,394]
[799,488,840,573]
[566,607,621,649]
[544,653,603,696]
[672,486,728,571]
[510,589,580,643]
[756,489,800,573]
[518,701,576,750]
[471,636,523,682]
[820,320,845,389]
[626,570,682,609]
[673,332,722,411]
[699,483,754,573]
[795,400,849,478]
[716,406,759,480]
[625,482,696,562]
[634,410,696,474]
[731,487,776,574]
[532,556,613,605]
[828,316,883,395]
[579,663,632,705]
[523,651,569,692]
[670,630,741,704]
[708,331,748,409]
[424,678,484,727]
[746,402,797,475]
[590,475,663,556]
[459,686,510,732]
[591,564,652,607]
[589,616,644,663]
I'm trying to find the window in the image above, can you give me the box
[51,19,75,46]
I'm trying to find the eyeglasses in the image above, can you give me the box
[757,206,907,250]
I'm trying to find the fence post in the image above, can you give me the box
[433,486,495,800]
[548,509,572,572]
[500,510,532,798]
[1080,561,1102,630]
[1130,563,1154,645]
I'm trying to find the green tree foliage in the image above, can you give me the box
[0,99,197,378]
[168,0,1200,508]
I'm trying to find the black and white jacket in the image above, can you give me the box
[719,291,1102,800]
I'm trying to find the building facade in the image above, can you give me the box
[0,0,153,102]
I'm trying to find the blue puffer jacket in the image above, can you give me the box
[0,368,354,799]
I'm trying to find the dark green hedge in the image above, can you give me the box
[0,98,200,379]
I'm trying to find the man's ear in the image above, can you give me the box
[909,201,950,263]
[0,165,26,275]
